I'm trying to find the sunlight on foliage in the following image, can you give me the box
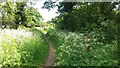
[35,22,55,34]
[49,29,118,66]
[0,28,48,67]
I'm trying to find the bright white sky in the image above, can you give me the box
[27,0,58,22]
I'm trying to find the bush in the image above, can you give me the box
[0,28,48,67]
[48,29,118,66]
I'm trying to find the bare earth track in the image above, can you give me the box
[43,39,55,68]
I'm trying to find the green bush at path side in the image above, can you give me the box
[0,28,48,67]
[48,30,118,66]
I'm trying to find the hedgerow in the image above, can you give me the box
[48,29,118,66]
[0,28,48,67]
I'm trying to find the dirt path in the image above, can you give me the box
[43,39,55,67]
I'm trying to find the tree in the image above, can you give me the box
[15,2,27,28]
[43,2,119,42]
[43,1,77,13]
[0,1,43,29]
[0,2,27,29]
[24,7,43,27]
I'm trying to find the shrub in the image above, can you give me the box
[0,28,48,67]
[49,29,118,66]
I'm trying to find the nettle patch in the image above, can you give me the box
[0,28,48,67]
[49,30,117,66]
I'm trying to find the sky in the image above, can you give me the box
[27,0,58,22]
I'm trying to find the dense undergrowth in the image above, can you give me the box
[0,27,48,67]
[0,1,119,67]
[48,29,118,66]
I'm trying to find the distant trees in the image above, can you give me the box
[43,2,119,43]
[24,7,43,27]
[0,2,42,29]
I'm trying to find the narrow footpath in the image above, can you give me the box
[43,39,55,68]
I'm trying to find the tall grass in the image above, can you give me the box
[0,28,48,67]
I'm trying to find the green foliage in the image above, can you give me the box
[48,2,118,43]
[0,2,43,29]
[24,7,43,27]
[0,28,48,67]
[35,22,55,34]
[0,1,118,67]
[48,29,118,66]
[0,44,3,68]
[0,2,16,28]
